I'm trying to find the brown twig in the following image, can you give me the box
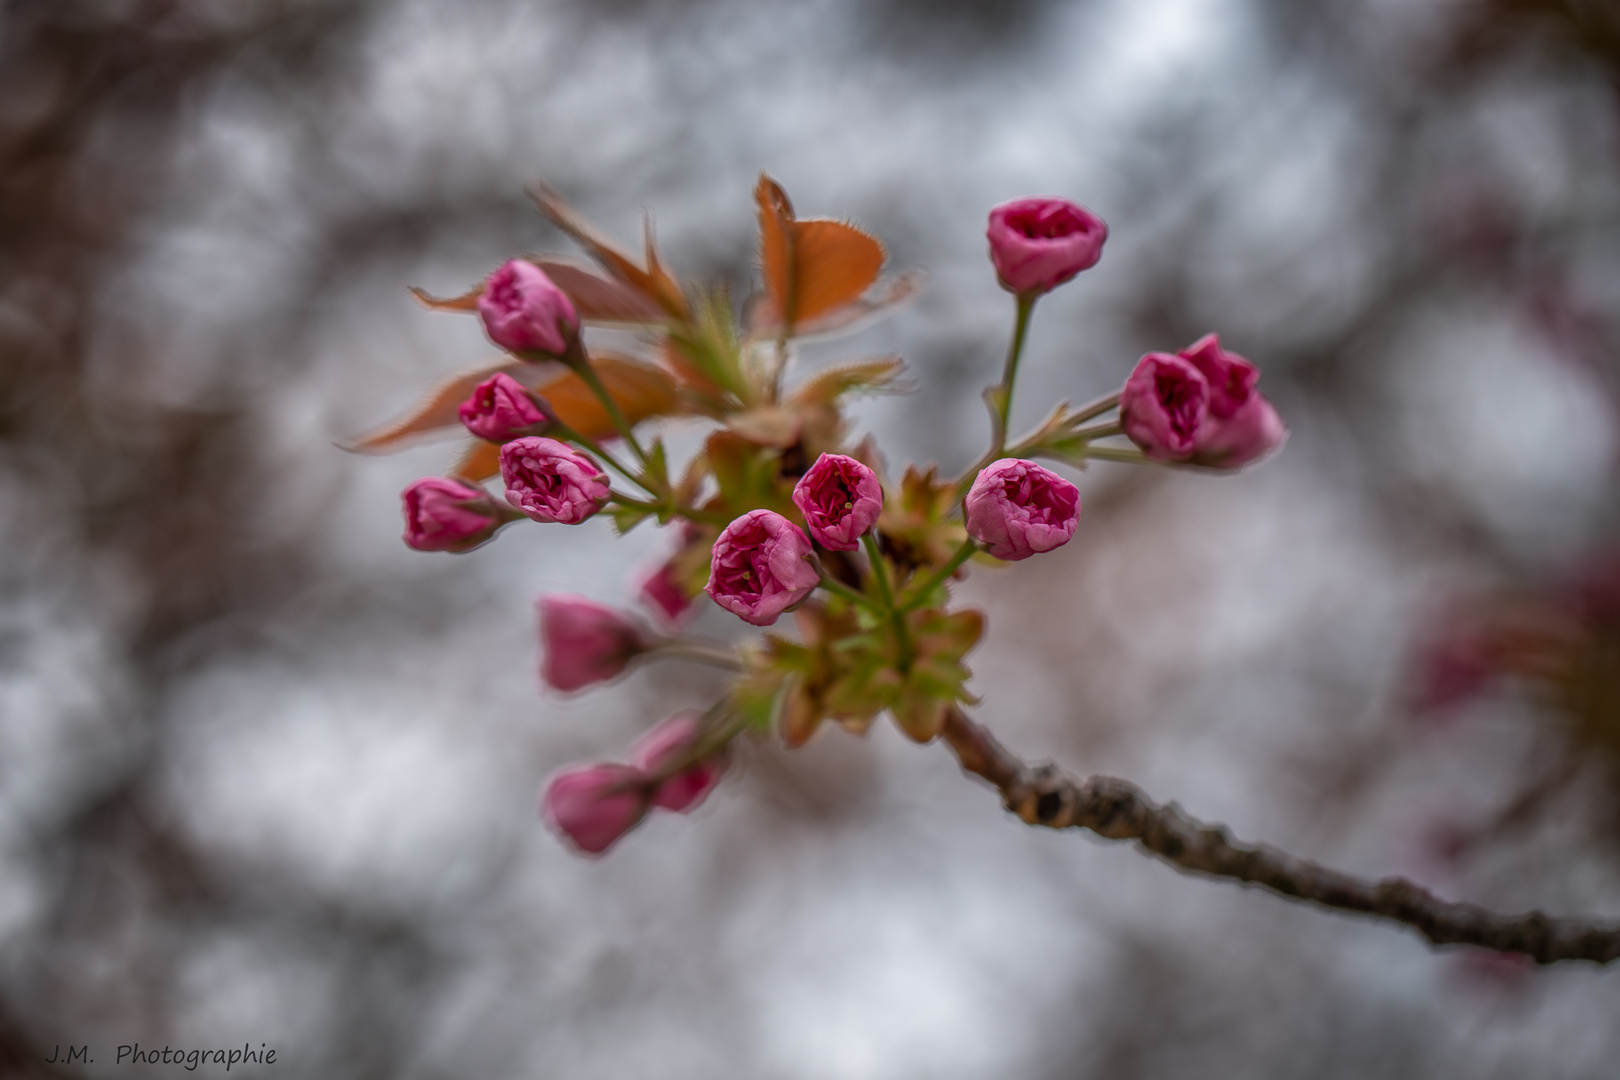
[939,707,1620,965]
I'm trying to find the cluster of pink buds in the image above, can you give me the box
[358,179,1287,854]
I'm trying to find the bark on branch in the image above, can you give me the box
[939,706,1620,965]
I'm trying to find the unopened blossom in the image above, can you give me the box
[1120,353,1211,462]
[792,453,883,551]
[499,436,611,524]
[538,594,651,693]
[986,197,1108,296]
[629,712,727,813]
[706,509,819,627]
[965,459,1081,561]
[400,477,503,552]
[638,559,697,626]
[458,371,553,443]
[541,763,649,855]
[1176,334,1287,468]
[478,259,580,358]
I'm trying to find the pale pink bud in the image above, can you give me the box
[477,259,580,358]
[629,712,727,813]
[964,459,1080,562]
[400,477,503,552]
[499,436,611,524]
[1176,335,1287,468]
[791,453,883,551]
[458,372,553,443]
[538,594,651,693]
[1119,353,1211,462]
[706,509,819,627]
[986,197,1108,296]
[541,762,649,855]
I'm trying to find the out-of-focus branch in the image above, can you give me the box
[940,707,1620,965]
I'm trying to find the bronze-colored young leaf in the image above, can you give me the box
[788,356,908,407]
[537,353,681,440]
[343,357,522,454]
[449,438,502,482]
[409,282,484,312]
[532,185,690,319]
[530,258,669,324]
[754,174,886,334]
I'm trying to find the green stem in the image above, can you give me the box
[901,538,979,611]
[573,358,650,467]
[648,639,743,671]
[1077,445,1151,465]
[991,293,1038,456]
[1067,420,1122,442]
[862,532,913,672]
[816,566,886,614]
[1067,390,1122,426]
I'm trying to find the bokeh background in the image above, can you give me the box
[3,0,1620,1076]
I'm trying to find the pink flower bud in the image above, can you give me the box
[477,259,580,358]
[538,594,651,693]
[499,436,611,524]
[638,559,697,627]
[629,712,727,813]
[541,762,649,855]
[986,197,1108,296]
[458,372,554,443]
[400,477,503,552]
[1119,353,1211,462]
[964,459,1080,561]
[791,453,883,551]
[705,509,819,627]
[1175,335,1287,468]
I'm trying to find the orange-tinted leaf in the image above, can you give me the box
[450,438,502,482]
[535,353,680,440]
[789,356,908,407]
[409,283,483,312]
[343,358,522,454]
[725,405,802,447]
[754,174,886,333]
[531,258,669,324]
[532,186,690,319]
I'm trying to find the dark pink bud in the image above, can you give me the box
[791,453,883,551]
[538,594,651,693]
[458,372,553,443]
[1176,335,1287,468]
[705,509,819,627]
[986,196,1108,296]
[629,712,727,813]
[638,559,697,627]
[499,436,611,524]
[964,459,1080,562]
[1120,353,1211,462]
[541,763,649,855]
[400,477,503,552]
[477,259,580,358]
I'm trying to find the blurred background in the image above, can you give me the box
[3,0,1619,1076]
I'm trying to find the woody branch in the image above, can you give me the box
[940,706,1620,966]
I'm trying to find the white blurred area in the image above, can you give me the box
[3,0,1619,1076]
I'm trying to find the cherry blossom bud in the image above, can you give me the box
[400,477,503,553]
[629,712,727,813]
[499,436,611,524]
[791,453,883,551]
[639,559,697,627]
[1176,335,1287,468]
[964,459,1080,561]
[706,509,819,627]
[458,372,554,443]
[1120,353,1211,462]
[986,197,1108,296]
[541,763,649,855]
[538,594,651,693]
[477,259,580,358]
